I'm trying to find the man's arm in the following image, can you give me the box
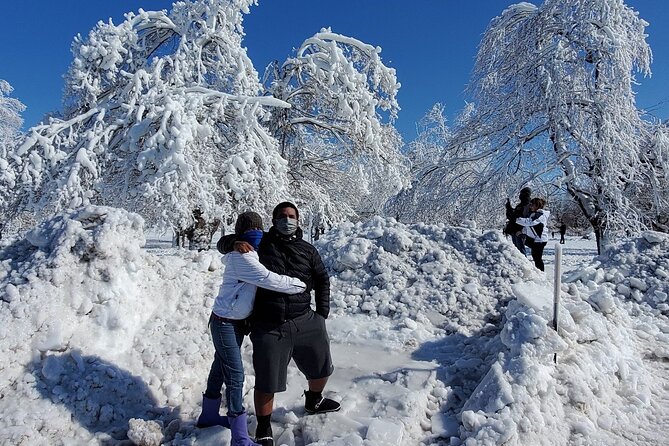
[217,234,253,254]
[505,199,514,219]
[311,249,331,318]
[217,234,237,254]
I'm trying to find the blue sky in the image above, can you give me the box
[1,0,667,141]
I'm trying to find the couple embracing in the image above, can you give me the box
[196,202,339,446]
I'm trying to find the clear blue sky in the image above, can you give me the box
[1,1,667,140]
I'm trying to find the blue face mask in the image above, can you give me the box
[241,229,263,250]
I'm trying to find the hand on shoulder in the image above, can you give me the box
[234,241,254,254]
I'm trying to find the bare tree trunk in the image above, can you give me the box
[565,186,606,255]
[591,217,605,256]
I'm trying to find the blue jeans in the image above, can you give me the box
[205,316,246,416]
[511,233,526,255]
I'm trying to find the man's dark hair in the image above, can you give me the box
[272,201,300,220]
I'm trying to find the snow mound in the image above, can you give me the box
[2,212,666,446]
[457,232,669,445]
[0,206,151,359]
[0,206,221,444]
[317,216,540,333]
[584,230,669,315]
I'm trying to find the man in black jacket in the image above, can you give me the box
[505,187,532,254]
[218,202,338,446]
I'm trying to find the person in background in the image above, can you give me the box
[197,211,306,446]
[505,187,532,254]
[559,222,567,244]
[186,209,221,251]
[516,197,551,271]
[220,201,339,446]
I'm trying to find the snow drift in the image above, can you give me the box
[1,207,667,445]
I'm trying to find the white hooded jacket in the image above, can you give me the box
[516,209,551,243]
[212,250,306,320]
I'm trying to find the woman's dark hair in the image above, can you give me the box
[531,197,546,209]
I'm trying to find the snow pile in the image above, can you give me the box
[568,230,669,315]
[316,218,571,444]
[1,206,149,357]
[318,216,538,333]
[455,232,669,445]
[0,206,224,444]
[456,300,568,445]
[316,219,667,445]
[1,211,667,445]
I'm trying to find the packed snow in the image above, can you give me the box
[1,206,667,445]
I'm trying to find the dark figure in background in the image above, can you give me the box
[219,201,339,446]
[559,222,567,244]
[505,187,532,254]
[186,209,221,251]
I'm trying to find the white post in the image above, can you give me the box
[553,242,562,364]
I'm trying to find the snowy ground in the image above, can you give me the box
[1,207,668,445]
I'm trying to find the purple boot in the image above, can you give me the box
[196,394,230,428]
[229,412,260,446]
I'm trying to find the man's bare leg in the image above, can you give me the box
[254,390,274,416]
[308,377,328,393]
[254,390,275,444]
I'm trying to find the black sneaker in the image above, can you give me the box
[304,390,341,414]
[255,422,273,446]
[255,437,274,446]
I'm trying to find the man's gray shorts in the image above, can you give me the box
[250,310,334,393]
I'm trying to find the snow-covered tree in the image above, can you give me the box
[3,0,290,233]
[631,122,669,232]
[263,29,407,234]
[0,80,24,146]
[385,103,521,229]
[407,104,452,171]
[549,192,593,234]
[385,104,449,223]
[417,0,653,252]
[0,79,26,233]
[353,124,407,220]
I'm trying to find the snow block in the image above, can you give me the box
[365,418,404,445]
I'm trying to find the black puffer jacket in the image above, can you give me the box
[505,200,531,235]
[218,227,330,326]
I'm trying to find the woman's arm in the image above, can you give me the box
[230,252,306,294]
[516,212,548,227]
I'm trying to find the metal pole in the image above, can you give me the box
[553,243,562,364]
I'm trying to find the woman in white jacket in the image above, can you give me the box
[197,212,306,446]
[516,198,550,271]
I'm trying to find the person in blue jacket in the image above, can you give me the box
[197,211,306,446]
